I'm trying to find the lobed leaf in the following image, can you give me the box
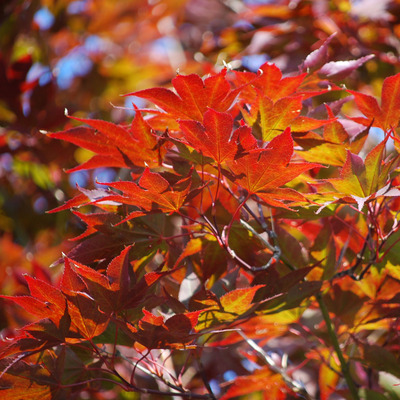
[127,69,242,124]
[196,285,263,330]
[220,367,287,400]
[50,111,160,171]
[227,129,320,208]
[325,137,400,210]
[179,108,238,164]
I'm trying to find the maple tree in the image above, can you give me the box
[3,1,400,399]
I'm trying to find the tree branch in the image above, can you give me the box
[316,293,360,400]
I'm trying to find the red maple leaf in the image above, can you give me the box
[49,110,161,172]
[128,309,201,349]
[101,168,194,221]
[125,69,244,128]
[178,108,254,165]
[226,128,320,209]
[348,72,400,131]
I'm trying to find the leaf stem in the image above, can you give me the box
[316,293,360,400]
[223,194,250,247]
[195,349,217,400]
[332,231,370,280]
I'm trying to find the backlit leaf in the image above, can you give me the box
[220,367,286,400]
[133,309,201,349]
[179,108,240,164]
[227,129,320,208]
[319,352,340,400]
[381,72,400,129]
[127,69,242,124]
[196,285,263,330]
[325,138,400,210]
[0,372,52,400]
[61,259,109,339]
[348,72,400,131]
[99,169,194,222]
[50,110,160,171]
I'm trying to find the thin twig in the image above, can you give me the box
[92,347,213,399]
[111,349,186,393]
[195,349,217,400]
[332,231,370,280]
[240,219,275,252]
[237,331,312,399]
[239,219,279,271]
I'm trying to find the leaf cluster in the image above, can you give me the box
[3,2,400,400]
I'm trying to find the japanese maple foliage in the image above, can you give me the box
[3,33,400,400]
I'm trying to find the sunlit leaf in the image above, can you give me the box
[196,285,263,330]
[227,128,320,208]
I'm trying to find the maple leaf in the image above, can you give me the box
[129,309,201,349]
[0,332,50,360]
[233,62,329,135]
[0,321,73,364]
[63,247,164,314]
[1,295,53,321]
[256,92,332,141]
[348,72,400,131]
[101,168,193,221]
[220,366,287,400]
[178,108,254,165]
[324,138,400,210]
[49,110,161,172]
[301,33,337,72]
[24,276,67,326]
[295,105,352,167]
[0,362,54,400]
[231,63,329,141]
[0,277,72,360]
[52,169,195,223]
[226,128,321,209]
[126,69,243,127]
[48,185,119,214]
[196,285,263,330]
[70,211,122,241]
[60,258,109,339]
[319,354,340,400]
[189,289,220,311]
[1,276,68,329]
[234,62,307,103]
[64,231,133,266]
[62,257,115,315]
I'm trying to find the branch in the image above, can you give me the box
[316,293,360,400]
[195,349,217,400]
[332,231,371,280]
[94,347,214,399]
[239,219,279,271]
[237,331,312,399]
[111,349,186,394]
